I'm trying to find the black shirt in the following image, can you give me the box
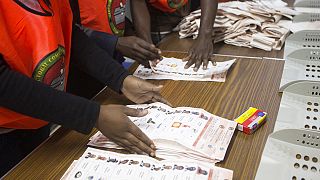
[0,25,129,134]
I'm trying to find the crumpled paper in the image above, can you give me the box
[175,0,297,51]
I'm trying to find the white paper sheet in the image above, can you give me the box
[88,103,237,163]
[62,147,233,180]
[133,57,235,82]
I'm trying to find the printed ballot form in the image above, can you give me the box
[133,57,236,82]
[62,148,233,180]
[88,102,237,164]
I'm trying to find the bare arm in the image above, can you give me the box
[184,0,218,71]
[131,0,153,43]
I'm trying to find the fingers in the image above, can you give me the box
[137,46,161,61]
[137,40,161,60]
[123,106,148,117]
[134,55,150,67]
[113,123,155,156]
[150,59,161,67]
[113,140,135,154]
[149,92,172,106]
[203,58,209,70]
[210,56,217,66]
[184,58,195,69]
[114,137,146,155]
[182,54,191,62]
[194,58,202,72]
[138,79,163,92]
[184,51,197,69]
[139,40,161,55]
[128,123,156,152]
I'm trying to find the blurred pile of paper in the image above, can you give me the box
[61,148,233,180]
[88,102,237,164]
[175,0,299,51]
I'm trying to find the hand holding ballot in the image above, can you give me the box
[134,57,236,82]
[183,37,215,71]
[121,75,170,105]
[96,105,156,156]
[91,102,237,164]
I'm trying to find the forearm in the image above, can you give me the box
[82,27,119,58]
[131,0,153,43]
[198,0,218,39]
[0,57,99,134]
[71,25,129,92]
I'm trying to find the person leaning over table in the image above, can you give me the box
[0,0,169,177]
[131,0,218,71]
[69,0,162,67]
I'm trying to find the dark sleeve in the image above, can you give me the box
[83,27,118,57]
[71,25,129,92]
[0,56,99,134]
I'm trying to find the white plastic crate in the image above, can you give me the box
[293,13,320,22]
[274,81,320,132]
[294,0,320,8]
[284,30,320,58]
[256,129,320,180]
[280,49,320,91]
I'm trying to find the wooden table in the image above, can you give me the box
[3,49,285,179]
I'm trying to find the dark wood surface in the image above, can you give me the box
[4,51,285,180]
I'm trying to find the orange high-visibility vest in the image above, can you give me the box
[149,0,188,13]
[78,0,126,36]
[0,0,73,129]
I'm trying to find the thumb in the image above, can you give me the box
[123,106,148,117]
[146,84,163,92]
[139,80,163,92]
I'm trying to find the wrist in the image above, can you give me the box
[198,31,212,40]
[121,75,133,93]
[115,37,122,52]
[95,105,103,129]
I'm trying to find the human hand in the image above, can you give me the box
[116,36,162,67]
[183,37,215,71]
[121,75,171,105]
[96,104,156,156]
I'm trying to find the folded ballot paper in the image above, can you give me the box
[134,57,236,82]
[88,102,237,164]
[61,148,233,180]
[175,0,297,51]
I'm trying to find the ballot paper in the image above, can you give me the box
[61,147,233,180]
[61,161,78,180]
[175,0,296,51]
[88,102,237,164]
[133,57,235,82]
[151,57,235,77]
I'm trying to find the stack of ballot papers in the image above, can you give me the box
[61,148,233,180]
[133,57,236,82]
[175,0,298,51]
[88,102,237,164]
